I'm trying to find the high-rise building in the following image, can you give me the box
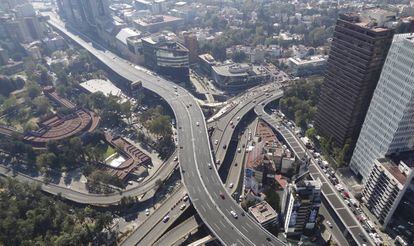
[362,157,414,227]
[0,48,9,65]
[281,178,322,238]
[350,33,414,180]
[183,31,198,64]
[315,10,395,155]
[5,19,32,43]
[56,0,111,31]
[0,3,45,43]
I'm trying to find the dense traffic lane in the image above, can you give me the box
[255,104,374,246]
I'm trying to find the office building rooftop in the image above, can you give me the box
[248,201,278,225]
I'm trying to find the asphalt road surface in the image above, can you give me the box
[46,13,285,246]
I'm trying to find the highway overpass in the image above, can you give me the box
[46,13,285,246]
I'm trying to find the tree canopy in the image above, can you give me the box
[0,178,115,245]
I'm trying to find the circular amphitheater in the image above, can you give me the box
[23,109,100,147]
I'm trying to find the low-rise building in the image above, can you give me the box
[198,53,216,75]
[362,157,414,228]
[115,27,144,64]
[142,33,189,81]
[133,15,183,33]
[43,35,66,52]
[211,63,270,93]
[245,120,280,194]
[288,55,327,77]
[248,201,279,228]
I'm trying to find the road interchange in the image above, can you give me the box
[0,10,371,246]
[46,13,284,246]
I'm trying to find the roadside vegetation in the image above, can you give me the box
[279,76,323,130]
[0,178,116,245]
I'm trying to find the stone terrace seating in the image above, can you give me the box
[23,109,97,146]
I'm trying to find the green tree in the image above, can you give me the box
[148,115,172,137]
[32,96,50,115]
[36,152,57,173]
[26,83,41,99]
[231,51,247,63]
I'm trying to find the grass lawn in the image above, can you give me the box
[103,145,116,159]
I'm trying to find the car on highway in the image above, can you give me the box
[230,210,238,218]
[229,183,234,188]
[214,139,218,145]
[162,215,170,223]
[196,121,199,126]
[208,163,212,169]
[219,192,225,199]
[326,221,333,228]
[335,184,344,192]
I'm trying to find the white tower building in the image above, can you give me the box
[350,33,414,181]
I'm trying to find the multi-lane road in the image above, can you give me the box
[0,154,178,205]
[121,186,189,245]
[255,103,374,246]
[211,88,284,167]
[46,13,284,246]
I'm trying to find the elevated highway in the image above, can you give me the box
[0,154,178,205]
[153,215,202,246]
[211,88,284,167]
[46,13,284,246]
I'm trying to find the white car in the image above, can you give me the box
[128,181,133,185]
[180,204,186,210]
[208,163,212,169]
[229,183,234,188]
[145,209,150,216]
[230,210,238,218]
[326,221,333,228]
[137,177,144,182]
[214,139,218,145]
[335,184,344,192]
[196,122,200,126]
[174,156,178,161]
